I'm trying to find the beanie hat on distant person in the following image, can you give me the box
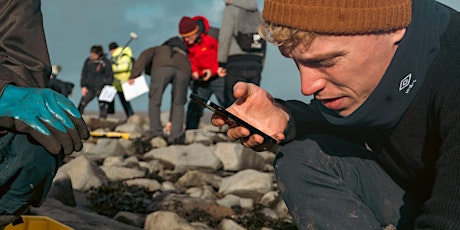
[109,42,119,50]
[262,0,412,35]
[179,16,199,37]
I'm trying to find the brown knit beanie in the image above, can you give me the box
[262,0,412,35]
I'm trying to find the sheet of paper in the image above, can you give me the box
[98,85,117,102]
[122,75,149,101]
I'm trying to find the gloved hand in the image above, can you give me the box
[0,85,90,154]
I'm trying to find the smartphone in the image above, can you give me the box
[190,93,278,144]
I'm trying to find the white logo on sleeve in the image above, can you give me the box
[399,73,417,94]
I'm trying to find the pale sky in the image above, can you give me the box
[41,0,460,112]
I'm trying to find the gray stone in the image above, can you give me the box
[218,218,247,230]
[47,171,76,207]
[139,160,163,175]
[174,143,222,173]
[260,191,279,207]
[83,138,126,161]
[144,211,195,230]
[260,207,278,220]
[216,194,240,208]
[219,169,273,200]
[150,136,168,148]
[100,165,147,181]
[144,145,185,165]
[125,178,161,192]
[274,199,292,220]
[115,122,143,139]
[161,181,176,192]
[214,142,266,171]
[175,170,222,189]
[58,155,108,191]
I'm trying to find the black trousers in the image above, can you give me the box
[224,60,262,107]
[185,76,225,130]
[274,134,421,230]
[77,88,109,119]
[107,92,134,118]
[147,66,189,144]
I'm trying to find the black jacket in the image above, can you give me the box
[80,56,113,91]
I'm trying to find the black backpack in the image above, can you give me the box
[235,9,266,53]
[194,18,220,41]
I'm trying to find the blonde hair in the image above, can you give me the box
[258,21,317,55]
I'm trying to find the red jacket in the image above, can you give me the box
[187,33,219,77]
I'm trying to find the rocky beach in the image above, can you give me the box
[24,112,296,230]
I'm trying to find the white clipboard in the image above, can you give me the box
[122,75,149,101]
[98,85,117,102]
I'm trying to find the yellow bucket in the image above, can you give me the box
[4,216,73,230]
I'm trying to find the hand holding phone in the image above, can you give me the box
[190,94,278,145]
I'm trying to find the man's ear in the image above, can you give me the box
[391,28,406,44]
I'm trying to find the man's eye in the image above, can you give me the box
[302,59,335,68]
[317,60,336,67]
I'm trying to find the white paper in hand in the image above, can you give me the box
[98,85,117,102]
[122,75,149,101]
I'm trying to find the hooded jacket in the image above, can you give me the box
[80,55,113,92]
[185,16,219,76]
[111,46,134,91]
[218,0,265,66]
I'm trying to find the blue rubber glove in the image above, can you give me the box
[0,85,89,154]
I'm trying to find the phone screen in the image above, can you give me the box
[190,94,278,144]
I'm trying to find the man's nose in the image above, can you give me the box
[299,68,326,96]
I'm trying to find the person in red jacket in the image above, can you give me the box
[179,16,225,130]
